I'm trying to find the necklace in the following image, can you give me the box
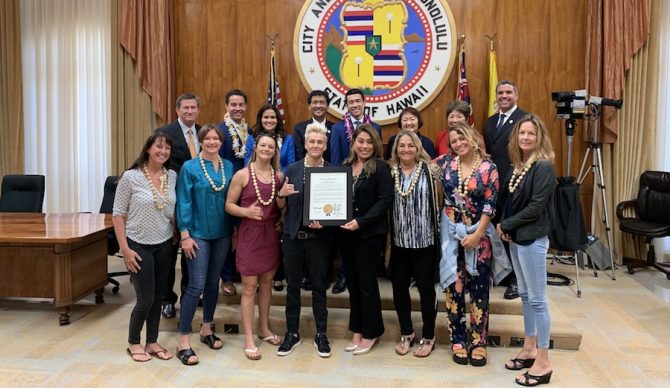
[224,112,248,159]
[508,161,534,193]
[142,165,169,210]
[456,154,482,197]
[199,153,226,192]
[392,161,423,198]
[303,157,325,183]
[250,162,276,206]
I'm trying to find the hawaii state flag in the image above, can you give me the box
[267,46,286,123]
[456,43,475,126]
[488,48,499,117]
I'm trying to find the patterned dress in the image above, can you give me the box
[437,153,499,349]
[235,166,281,276]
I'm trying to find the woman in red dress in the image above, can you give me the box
[226,132,286,360]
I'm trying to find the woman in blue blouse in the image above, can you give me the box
[175,124,234,365]
[245,104,295,173]
[437,122,506,367]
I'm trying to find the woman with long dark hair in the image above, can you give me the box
[340,123,393,355]
[112,132,176,362]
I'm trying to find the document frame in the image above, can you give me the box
[302,166,353,226]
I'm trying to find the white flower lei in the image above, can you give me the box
[224,112,248,159]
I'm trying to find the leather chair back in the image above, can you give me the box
[636,171,670,224]
[99,176,119,214]
[0,174,45,212]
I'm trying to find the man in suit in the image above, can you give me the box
[293,90,334,162]
[217,89,251,297]
[328,89,382,294]
[484,80,527,300]
[156,92,201,318]
[329,89,382,167]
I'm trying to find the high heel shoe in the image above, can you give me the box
[395,333,415,356]
[352,338,377,355]
[516,370,553,386]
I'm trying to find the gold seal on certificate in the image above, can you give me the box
[303,166,353,226]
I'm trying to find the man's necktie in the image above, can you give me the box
[187,128,197,158]
[354,120,362,128]
[496,114,507,132]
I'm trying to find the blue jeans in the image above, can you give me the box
[509,236,551,349]
[178,237,230,334]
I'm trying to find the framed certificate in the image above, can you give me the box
[303,166,353,226]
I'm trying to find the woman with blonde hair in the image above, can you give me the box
[388,130,441,357]
[497,114,556,386]
[437,122,509,367]
[226,132,286,360]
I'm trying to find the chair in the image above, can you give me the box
[0,174,45,212]
[101,176,126,294]
[616,171,670,279]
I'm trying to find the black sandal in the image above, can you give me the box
[516,370,553,386]
[452,347,468,365]
[200,334,223,350]
[506,357,535,370]
[176,347,199,365]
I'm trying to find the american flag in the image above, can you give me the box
[456,43,475,126]
[267,46,285,123]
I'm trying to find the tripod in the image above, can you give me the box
[576,109,617,280]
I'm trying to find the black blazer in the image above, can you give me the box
[499,159,556,242]
[484,107,527,182]
[281,159,333,240]
[293,119,334,162]
[156,120,201,173]
[346,158,393,239]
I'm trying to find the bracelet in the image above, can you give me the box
[181,236,192,241]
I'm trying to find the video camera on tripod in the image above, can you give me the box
[551,89,623,120]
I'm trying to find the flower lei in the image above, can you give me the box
[141,165,169,210]
[343,111,372,143]
[199,153,226,192]
[224,112,248,159]
[392,161,423,198]
[250,162,276,206]
[456,154,482,197]
[508,161,535,193]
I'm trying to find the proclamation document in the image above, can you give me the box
[303,166,352,226]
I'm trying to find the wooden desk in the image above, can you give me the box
[0,213,113,325]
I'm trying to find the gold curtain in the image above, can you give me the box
[0,0,24,177]
[111,0,158,174]
[119,0,175,124]
[585,0,650,143]
[592,0,659,264]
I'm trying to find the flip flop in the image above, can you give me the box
[258,334,282,346]
[244,347,261,360]
[146,345,172,360]
[126,347,150,362]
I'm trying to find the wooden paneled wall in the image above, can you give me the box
[174,0,588,178]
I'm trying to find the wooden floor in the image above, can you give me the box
[1,257,670,387]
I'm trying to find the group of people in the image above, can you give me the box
[112,81,556,386]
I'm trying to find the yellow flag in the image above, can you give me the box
[488,49,498,117]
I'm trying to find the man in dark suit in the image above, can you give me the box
[155,92,201,318]
[328,89,382,294]
[329,89,382,167]
[484,80,526,300]
[293,90,334,162]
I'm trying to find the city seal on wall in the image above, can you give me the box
[294,0,457,125]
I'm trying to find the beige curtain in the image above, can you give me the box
[585,0,650,143]
[0,0,24,177]
[592,0,658,264]
[119,0,175,124]
[111,0,158,174]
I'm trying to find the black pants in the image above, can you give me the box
[341,233,385,339]
[127,238,172,344]
[163,244,188,306]
[282,235,331,333]
[390,244,437,339]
